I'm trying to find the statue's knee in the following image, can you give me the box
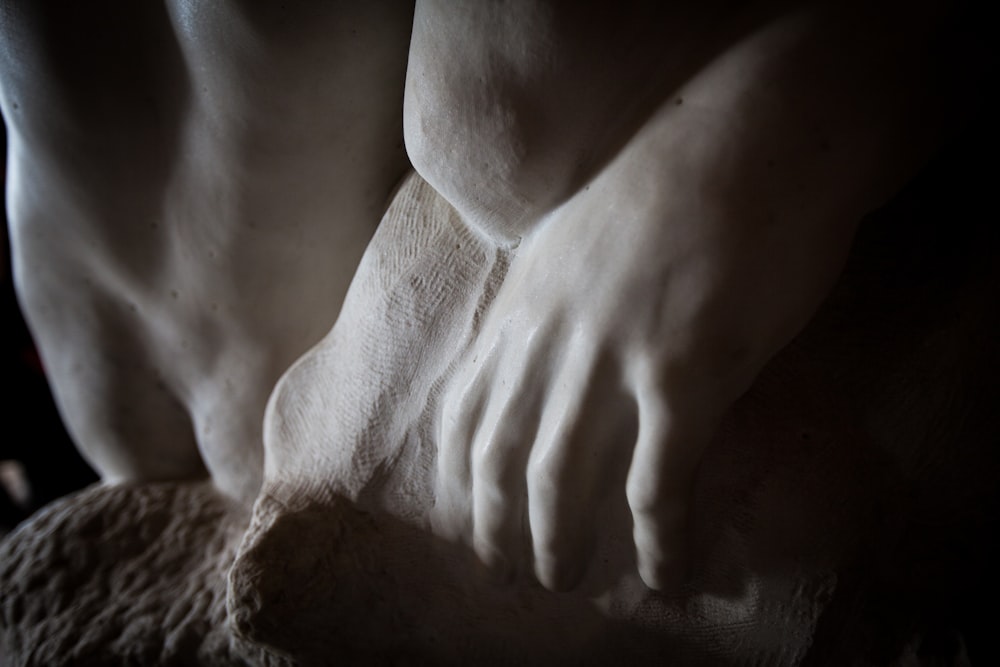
[403,59,555,245]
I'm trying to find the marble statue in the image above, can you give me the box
[1,1,997,665]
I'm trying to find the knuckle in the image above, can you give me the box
[471,445,496,480]
[626,478,661,517]
[473,432,520,488]
[526,456,560,498]
[475,476,514,512]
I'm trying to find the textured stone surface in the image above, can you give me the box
[0,481,286,666]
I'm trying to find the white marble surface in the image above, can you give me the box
[1,1,994,664]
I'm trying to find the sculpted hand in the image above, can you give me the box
[431,1,944,591]
[435,108,858,591]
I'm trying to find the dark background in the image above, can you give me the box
[1,126,99,536]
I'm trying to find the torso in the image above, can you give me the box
[0,0,414,501]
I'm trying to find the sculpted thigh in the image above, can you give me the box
[403,0,741,241]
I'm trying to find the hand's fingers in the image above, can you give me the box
[471,337,550,579]
[625,383,712,592]
[436,347,499,540]
[526,341,624,592]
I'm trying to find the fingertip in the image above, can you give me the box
[534,552,586,593]
[636,545,688,593]
[473,538,515,585]
[634,521,689,593]
[471,432,530,588]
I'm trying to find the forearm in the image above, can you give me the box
[581,0,961,357]
[629,0,954,235]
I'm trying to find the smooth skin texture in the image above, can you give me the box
[2,0,956,592]
[1,0,414,503]
[412,0,953,591]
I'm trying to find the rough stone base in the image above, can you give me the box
[0,481,286,667]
